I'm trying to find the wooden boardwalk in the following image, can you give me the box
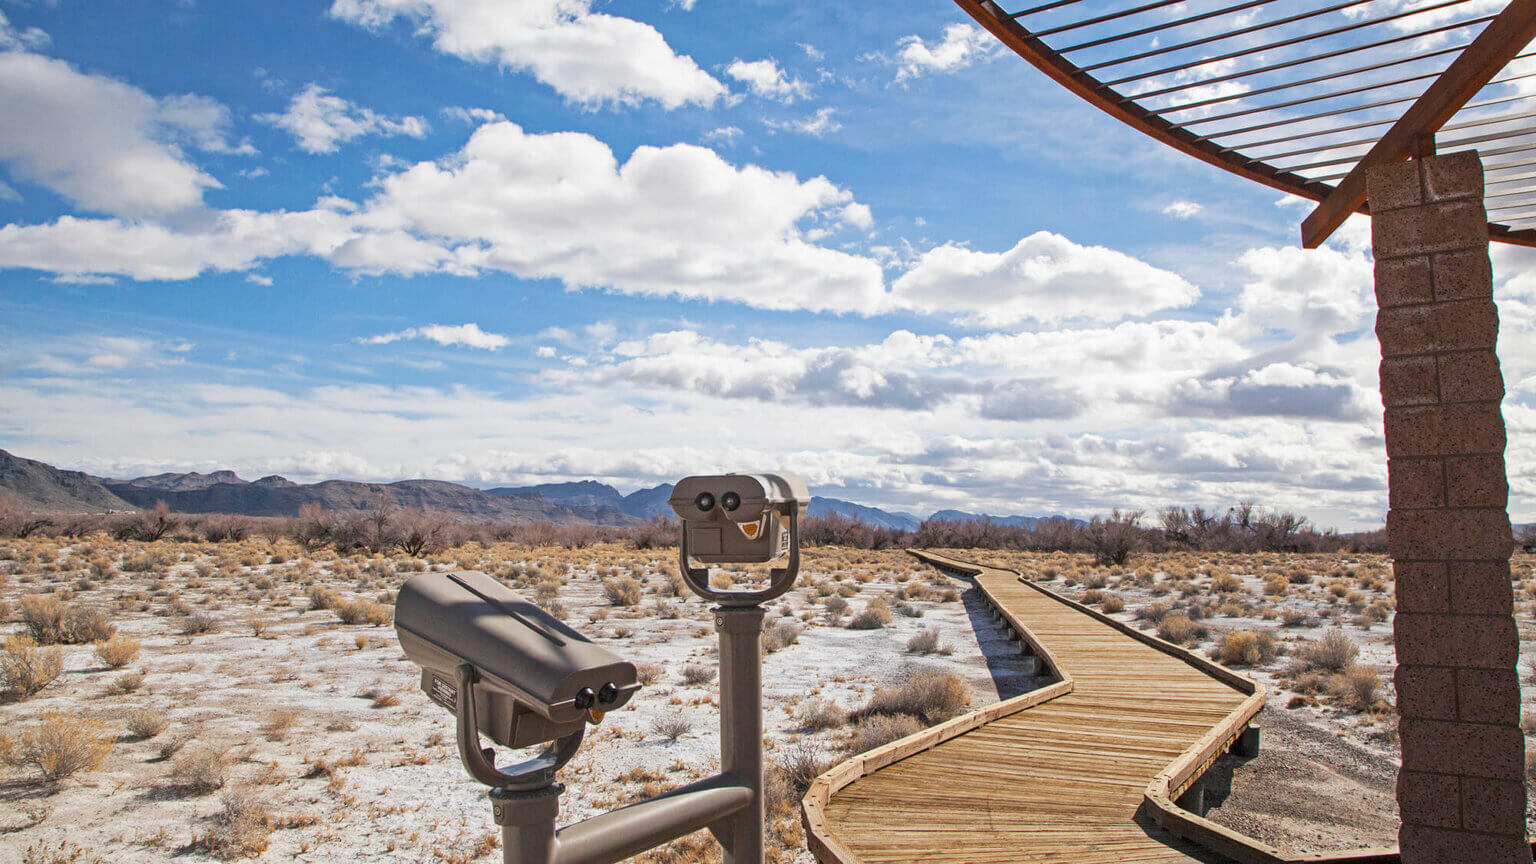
[802,551,1332,864]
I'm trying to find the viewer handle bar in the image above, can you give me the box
[455,664,583,791]
[550,774,753,864]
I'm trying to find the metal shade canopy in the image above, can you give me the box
[955,0,1536,247]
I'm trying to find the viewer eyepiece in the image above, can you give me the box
[695,492,716,512]
[721,491,741,511]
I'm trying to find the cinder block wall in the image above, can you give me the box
[1366,151,1530,864]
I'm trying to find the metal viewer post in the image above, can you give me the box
[428,471,804,864]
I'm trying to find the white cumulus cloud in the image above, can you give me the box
[726,58,808,102]
[328,0,726,109]
[362,323,510,350]
[258,84,428,154]
[0,51,221,218]
[894,23,997,81]
[891,231,1200,326]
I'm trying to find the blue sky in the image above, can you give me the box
[0,0,1532,530]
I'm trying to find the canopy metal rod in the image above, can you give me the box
[1488,206,1536,219]
[1062,0,1369,54]
[1254,111,1536,160]
[1006,0,1092,21]
[1032,0,1192,39]
[1215,93,1533,149]
[1178,68,1536,128]
[1091,1,1486,78]
[1280,134,1536,173]
[1488,169,1536,186]
[1142,47,1459,108]
[1485,185,1536,200]
[1308,144,1536,182]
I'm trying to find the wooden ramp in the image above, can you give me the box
[802,551,1398,864]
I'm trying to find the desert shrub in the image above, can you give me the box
[126,707,170,739]
[21,595,114,644]
[95,634,141,669]
[602,576,643,607]
[1211,630,1279,666]
[845,714,925,753]
[774,741,832,797]
[1156,614,1206,646]
[334,599,391,626]
[195,789,274,859]
[1296,630,1357,673]
[823,595,849,618]
[1136,602,1172,624]
[306,585,341,611]
[1079,589,1105,605]
[1,635,63,699]
[681,664,716,686]
[763,621,801,653]
[1329,665,1385,712]
[651,716,693,741]
[847,597,892,630]
[1100,594,1125,614]
[1210,572,1243,593]
[796,699,846,731]
[1081,571,1108,590]
[1287,569,1314,584]
[179,612,218,635]
[108,671,146,694]
[892,600,924,618]
[905,628,951,655]
[634,663,662,685]
[0,709,114,781]
[1280,608,1312,627]
[171,745,232,794]
[859,668,967,724]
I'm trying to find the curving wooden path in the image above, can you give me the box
[802,550,1400,864]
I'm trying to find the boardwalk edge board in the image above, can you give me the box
[800,549,1414,864]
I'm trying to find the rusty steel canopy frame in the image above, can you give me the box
[954,0,1536,248]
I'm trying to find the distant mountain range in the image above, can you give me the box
[0,449,1075,531]
[928,509,1087,529]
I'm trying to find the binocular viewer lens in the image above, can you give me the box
[693,490,742,512]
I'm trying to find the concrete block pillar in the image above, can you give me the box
[1366,151,1530,864]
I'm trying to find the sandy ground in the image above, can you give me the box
[2,541,1531,862]
[0,541,1036,864]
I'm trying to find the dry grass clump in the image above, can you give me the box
[634,662,662,685]
[905,627,952,655]
[1155,614,1207,646]
[21,595,115,644]
[0,709,114,781]
[171,745,233,794]
[1296,630,1357,672]
[1100,593,1125,613]
[107,671,146,695]
[857,668,968,725]
[126,707,170,739]
[334,598,391,626]
[762,621,801,653]
[847,596,892,630]
[1210,630,1280,666]
[796,699,847,731]
[602,575,643,606]
[845,714,925,753]
[1210,572,1243,593]
[681,664,716,686]
[1328,665,1386,712]
[94,634,141,669]
[1136,602,1172,624]
[194,789,274,860]
[179,612,218,635]
[1,634,63,699]
[651,715,694,741]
